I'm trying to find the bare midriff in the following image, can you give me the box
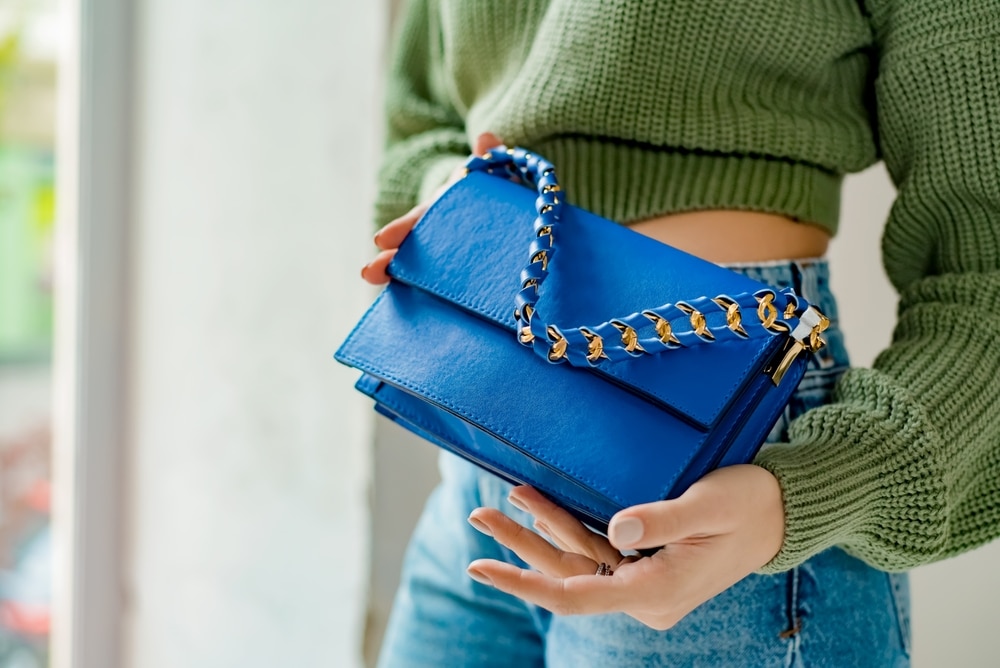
[627,210,831,264]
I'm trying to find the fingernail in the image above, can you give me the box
[507,493,529,513]
[468,516,493,537]
[467,567,494,587]
[373,231,383,246]
[533,521,552,539]
[609,517,644,547]
[360,263,370,279]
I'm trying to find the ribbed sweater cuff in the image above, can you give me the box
[375,129,469,228]
[753,369,948,574]
[532,137,843,231]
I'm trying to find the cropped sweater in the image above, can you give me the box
[375,0,1000,574]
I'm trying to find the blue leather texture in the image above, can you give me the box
[335,152,812,528]
[388,172,788,429]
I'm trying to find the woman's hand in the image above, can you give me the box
[362,132,503,285]
[465,464,786,631]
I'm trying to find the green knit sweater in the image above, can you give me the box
[376,0,1000,574]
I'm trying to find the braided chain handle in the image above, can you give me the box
[463,146,828,368]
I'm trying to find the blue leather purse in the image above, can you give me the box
[336,147,829,533]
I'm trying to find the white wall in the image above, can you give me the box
[125,2,382,667]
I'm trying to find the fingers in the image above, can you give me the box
[365,131,503,283]
[508,487,622,566]
[608,467,765,551]
[374,203,428,251]
[608,495,714,551]
[360,249,396,285]
[474,132,504,155]
[467,559,629,617]
[468,508,596,578]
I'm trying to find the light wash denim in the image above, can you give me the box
[378,260,911,668]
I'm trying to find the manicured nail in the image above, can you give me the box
[609,517,644,547]
[373,230,383,245]
[360,263,370,279]
[507,493,529,513]
[468,516,493,537]
[467,567,494,587]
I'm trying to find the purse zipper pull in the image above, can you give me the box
[767,307,830,385]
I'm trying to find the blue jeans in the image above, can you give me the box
[378,260,911,667]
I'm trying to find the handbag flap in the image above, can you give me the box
[388,171,781,429]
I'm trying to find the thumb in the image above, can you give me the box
[608,494,716,551]
[474,132,504,155]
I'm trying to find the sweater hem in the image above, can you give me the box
[530,137,843,233]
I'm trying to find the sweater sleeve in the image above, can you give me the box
[754,0,1000,573]
[375,0,470,228]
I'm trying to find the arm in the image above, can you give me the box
[755,0,1000,572]
[374,0,469,228]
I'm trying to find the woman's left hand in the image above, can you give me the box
[466,464,786,630]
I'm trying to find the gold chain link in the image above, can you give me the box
[582,330,606,363]
[756,293,778,329]
[531,250,549,271]
[546,326,568,361]
[712,297,749,338]
[677,303,714,340]
[644,311,681,347]
[613,322,644,353]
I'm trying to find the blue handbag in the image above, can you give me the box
[336,147,829,533]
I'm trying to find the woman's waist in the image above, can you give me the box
[627,209,831,264]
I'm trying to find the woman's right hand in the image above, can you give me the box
[362,132,503,285]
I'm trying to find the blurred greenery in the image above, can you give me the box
[0,9,55,364]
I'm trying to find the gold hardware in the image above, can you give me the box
[541,185,561,194]
[677,303,714,340]
[756,293,789,333]
[768,308,831,384]
[770,340,806,385]
[514,303,534,322]
[520,327,535,344]
[613,322,644,353]
[643,311,681,347]
[523,278,538,289]
[784,300,797,320]
[757,293,778,328]
[546,326,567,361]
[808,313,831,352]
[531,250,549,271]
[537,226,551,238]
[540,204,554,214]
[582,330,606,363]
[712,297,749,338]
[482,151,493,160]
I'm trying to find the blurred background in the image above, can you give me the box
[0,1,994,667]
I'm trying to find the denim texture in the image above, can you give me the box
[378,260,911,668]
